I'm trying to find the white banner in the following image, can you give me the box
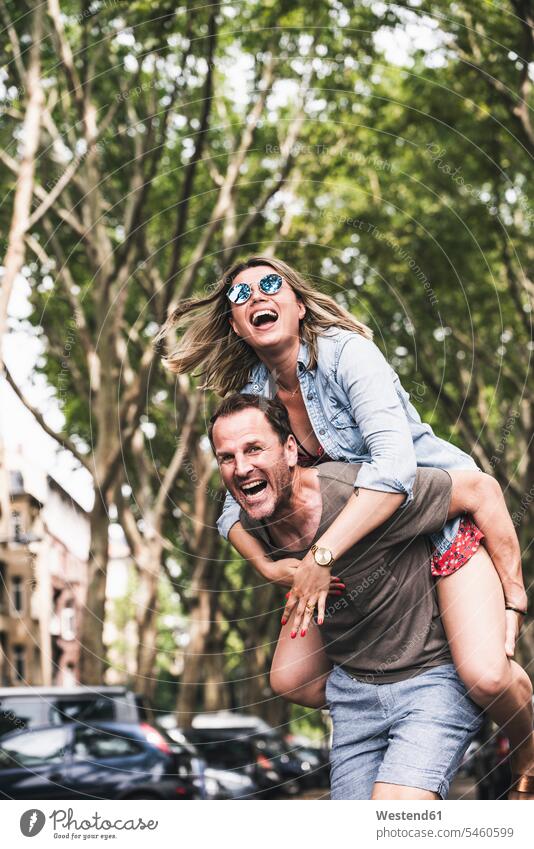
[2,800,533,849]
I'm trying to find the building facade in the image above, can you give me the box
[0,471,89,687]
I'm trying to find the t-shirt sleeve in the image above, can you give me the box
[374,467,452,546]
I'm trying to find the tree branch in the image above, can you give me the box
[4,364,92,472]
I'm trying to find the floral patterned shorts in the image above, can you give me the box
[431,515,485,577]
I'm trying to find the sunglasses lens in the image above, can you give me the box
[227,282,251,304]
[260,273,283,294]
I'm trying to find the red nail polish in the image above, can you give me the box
[285,592,290,598]
[318,618,323,625]
[300,629,306,637]
[290,631,297,639]
[281,617,287,625]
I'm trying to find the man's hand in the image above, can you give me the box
[280,554,334,635]
[504,608,524,657]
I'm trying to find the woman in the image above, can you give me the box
[157,255,533,797]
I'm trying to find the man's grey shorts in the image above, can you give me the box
[326,663,482,799]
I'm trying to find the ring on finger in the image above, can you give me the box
[305,602,315,612]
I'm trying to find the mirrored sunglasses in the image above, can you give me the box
[226,273,283,305]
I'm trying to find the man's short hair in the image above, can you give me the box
[208,393,293,451]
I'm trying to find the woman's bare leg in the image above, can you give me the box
[270,608,331,708]
[436,546,534,799]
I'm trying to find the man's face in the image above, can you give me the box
[212,408,297,521]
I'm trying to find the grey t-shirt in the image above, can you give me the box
[241,462,454,683]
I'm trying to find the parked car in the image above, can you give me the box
[471,731,513,800]
[191,711,273,733]
[159,712,330,796]
[251,733,319,794]
[0,687,139,737]
[203,766,257,799]
[185,728,286,796]
[286,743,330,788]
[0,721,203,800]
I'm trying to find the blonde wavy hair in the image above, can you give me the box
[155,255,372,396]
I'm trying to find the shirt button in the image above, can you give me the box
[319,429,325,435]
[307,393,314,400]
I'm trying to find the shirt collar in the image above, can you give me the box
[297,338,310,369]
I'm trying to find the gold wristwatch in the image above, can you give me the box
[310,544,335,568]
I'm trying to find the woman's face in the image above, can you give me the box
[227,265,305,354]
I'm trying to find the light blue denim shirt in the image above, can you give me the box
[217,328,478,555]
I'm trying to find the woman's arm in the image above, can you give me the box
[218,483,317,586]
[336,334,417,503]
[281,487,406,631]
[229,522,346,591]
[228,522,276,581]
[282,338,419,634]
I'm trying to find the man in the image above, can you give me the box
[209,393,488,800]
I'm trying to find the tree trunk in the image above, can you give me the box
[175,578,211,727]
[134,538,163,700]
[0,3,44,541]
[176,521,221,727]
[78,495,109,684]
[203,611,231,714]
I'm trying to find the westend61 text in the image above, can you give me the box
[376,810,442,821]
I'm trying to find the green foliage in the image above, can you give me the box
[3,0,533,712]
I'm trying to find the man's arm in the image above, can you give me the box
[447,470,526,612]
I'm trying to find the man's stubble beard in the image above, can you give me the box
[261,462,294,523]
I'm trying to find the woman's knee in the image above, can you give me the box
[269,666,293,698]
[269,666,327,707]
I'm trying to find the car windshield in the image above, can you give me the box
[0,727,70,769]
[49,697,116,724]
[0,698,45,736]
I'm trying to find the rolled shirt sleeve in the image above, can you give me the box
[336,335,417,505]
[217,489,241,540]
[375,467,452,546]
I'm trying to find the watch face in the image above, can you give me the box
[314,547,333,567]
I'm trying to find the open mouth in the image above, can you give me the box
[240,479,268,499]
[250,309,279,328]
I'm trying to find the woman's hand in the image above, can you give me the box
[270,557,345,594]
[504,608,525,658]
[280,553,336,635]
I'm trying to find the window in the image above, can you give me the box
[0,727,70,770]
[0,562,6,613]
[13,645,25,681]
[11,511,23,542]
[11,576,23,614]
[60,606,76,641]
[0,698,46,736]
[192,738,253,769]
[49,696,116,725]
[73,727,143,760]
